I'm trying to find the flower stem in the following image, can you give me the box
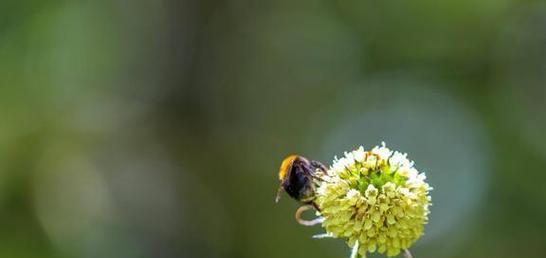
[349,240,359,258]
[403,249,413,258]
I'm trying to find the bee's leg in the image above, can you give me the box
[274,182,283,203]
[403,249,413,258]
[310,160,329,183]
[311,160,328,174]
[295,204,324,226]
[311,201,321,212]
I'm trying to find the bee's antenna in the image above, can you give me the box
[295,205,324,226]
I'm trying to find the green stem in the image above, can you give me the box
[349,240,360,258]
[403,249,414,258]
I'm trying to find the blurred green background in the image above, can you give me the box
[1,0,545,257]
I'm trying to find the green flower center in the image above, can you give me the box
[343,163,407,194]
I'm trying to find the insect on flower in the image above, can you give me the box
[275,155,327,225]
[275,143,432,258]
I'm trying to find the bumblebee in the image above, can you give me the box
[275,155,327,226]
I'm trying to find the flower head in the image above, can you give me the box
[315,143,432,257]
